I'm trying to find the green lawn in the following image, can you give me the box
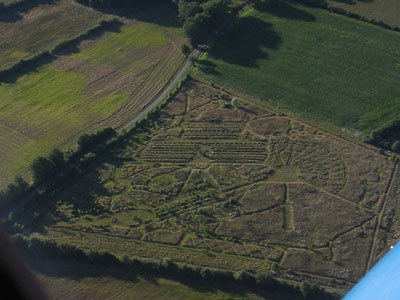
[192,1,400,135]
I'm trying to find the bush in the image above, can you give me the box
[0,176,29,208]
[181,44,191,57]
[392,141,400,152]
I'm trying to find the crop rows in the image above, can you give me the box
[182,127,241,139]
[209,142,266,162]
[142,142,199,163]
[182,123,242,139]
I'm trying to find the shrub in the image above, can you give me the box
[181,44,191,57]
[391,141,400,152]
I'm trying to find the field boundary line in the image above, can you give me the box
[364,161,399,273]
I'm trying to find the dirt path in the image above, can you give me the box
[365,161,399,273]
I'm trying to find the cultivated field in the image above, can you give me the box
[327,0,400,28]
[191,1,400,136]
[22,80,399,293]
[0,2,185,187]
[33,259,294,300]
[0,0,107,70]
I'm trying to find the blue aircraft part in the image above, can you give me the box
[344,242,400,300]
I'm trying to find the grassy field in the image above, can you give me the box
[33,259,297,300]
[191,1,400,136]
[17,80,399,293]
[327,0,400,28]
[0,0,108,70]
[0,2,185,188]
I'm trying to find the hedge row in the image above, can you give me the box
[12,234,341,300]
[294,0,400,33]
[0,127,116,211]
[0,18,120,81]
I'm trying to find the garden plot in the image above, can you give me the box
[22,79,398,293]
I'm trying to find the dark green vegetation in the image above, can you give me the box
[11,80,399,295]
[366,120,400,153]
[192,0,400,136]
[176,0,244,46]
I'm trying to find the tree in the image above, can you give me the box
[231,97,238,106]
[48,149,65,170]
[178,0,202,22]
[7,176,29,198]
[184,13,209,46]
[392,141,400,152]
[181,44,191,57]
[31,157,54,184]
[77,134,92,153]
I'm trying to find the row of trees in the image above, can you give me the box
[0,128,116,210]
[12,234,341,300]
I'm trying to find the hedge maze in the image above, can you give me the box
[29,80,399,293]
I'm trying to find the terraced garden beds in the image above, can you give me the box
[19,80,399,294]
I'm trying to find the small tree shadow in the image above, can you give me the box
[192,58,221,75]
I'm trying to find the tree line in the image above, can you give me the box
[11,234,341,300]
[0,128,116,210]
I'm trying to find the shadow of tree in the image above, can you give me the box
[192,58,221,75]
[206,16,282,68]
[30,259,300,300]
[0,0,56,23]
[0,20,123,84]
[256,1,316,22]
[329,0,375,4]
[88,1,180,28]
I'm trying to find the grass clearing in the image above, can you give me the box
[16,80,398,293]
[191,1,400,135]
[0,2,185,187]
[327,0,400,28]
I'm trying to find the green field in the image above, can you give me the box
[327,0,400,28]
[33,259,296,300]
[192,1,400,136]
[0,2,185,188]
